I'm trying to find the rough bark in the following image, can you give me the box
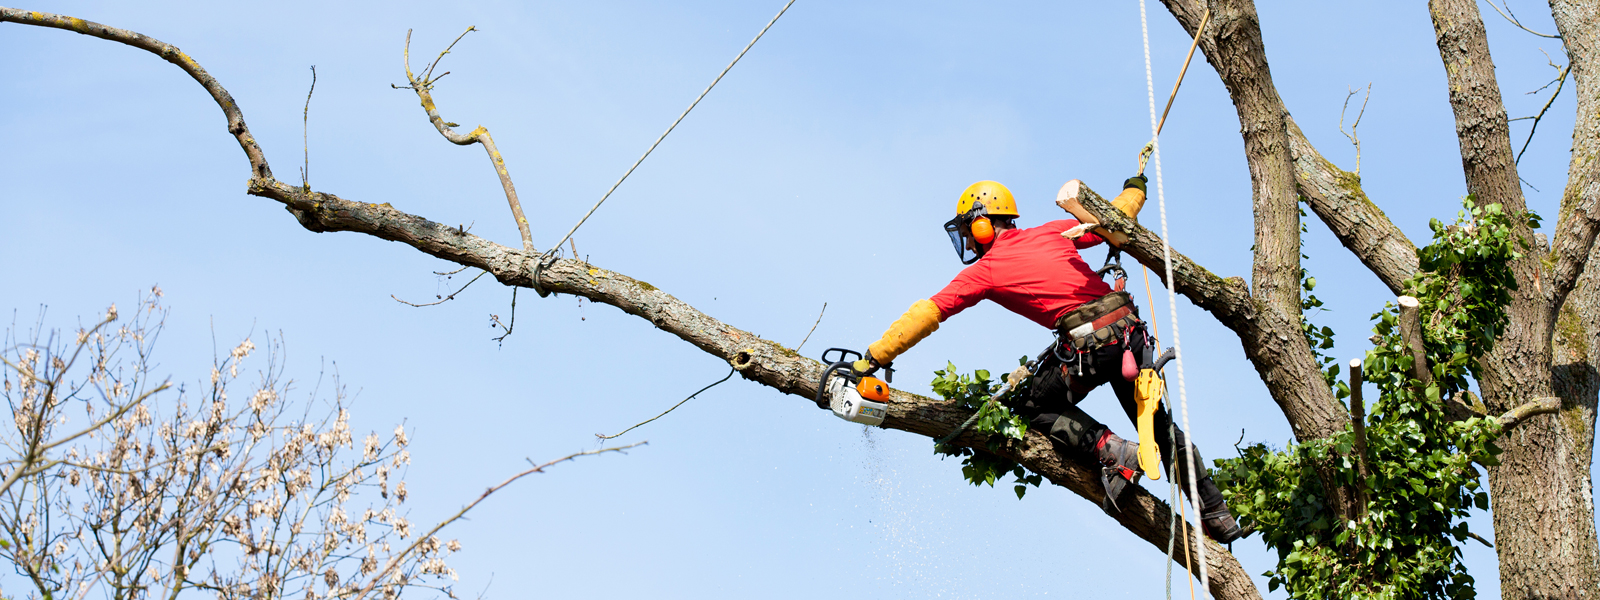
[1550,0,1600,320]
[1286,118,1419,294]
[1158,0,1301,320]
[0,8,1264,599]
[1430,1,1600,597]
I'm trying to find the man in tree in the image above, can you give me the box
[858,178,1245,543]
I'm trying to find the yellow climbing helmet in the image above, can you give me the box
[955,180,1019,218]
[943,180,1019,264]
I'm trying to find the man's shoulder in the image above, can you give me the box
[1027,219,1080,233]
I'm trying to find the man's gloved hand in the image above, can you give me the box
[853,350,892,382]
[1123,174,1149,194]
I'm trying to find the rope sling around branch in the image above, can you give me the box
[1137,0,1211,596]
[532,0,797,296]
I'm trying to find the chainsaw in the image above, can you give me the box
[815,348,893,426]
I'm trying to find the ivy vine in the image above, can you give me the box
[929,359,1043,499]
[1214,198,1536,600]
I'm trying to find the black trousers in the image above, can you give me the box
[1015,323,1222,508]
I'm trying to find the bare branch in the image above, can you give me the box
[391,270,487,307]
[793,302,827,354]
[301,65,316,188]
[1286,120,1419,295]
[1483,0,1562,38]
[396,27,535,256]
[0,8,272,179]
[351,443,646,600]
[1,11,1263,598]
[597,368,734,440]
[1515,58,1570,165]
[1339,84,1371,176]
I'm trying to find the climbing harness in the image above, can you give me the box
[532,0,798,295]
[1138,0,1212,596]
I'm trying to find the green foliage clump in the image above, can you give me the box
[1215,199,1533,600]
[929,360,1043,499]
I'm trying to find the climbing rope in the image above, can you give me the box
[540,0,797,269]
[1139,0,1210,595]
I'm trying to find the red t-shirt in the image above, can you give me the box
[930,220,1112,329]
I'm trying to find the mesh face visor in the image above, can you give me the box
[943,214,980,264]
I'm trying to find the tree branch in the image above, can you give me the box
[1547,0,1600,318]
[1063,180,1351,442]
[1157,0,1301,318]
[0,7,272,181]
[1428,0,1531,230]
[1498,396,1562,429]
[1160,0,1420,297]
[1287,118,1419,294]
[395,27,534,256]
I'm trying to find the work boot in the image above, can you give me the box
[1094,430,1141,513]
[1194,476,1251,544]
[1201,504,1248,544]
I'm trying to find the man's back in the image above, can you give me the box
[931,219,1113,329]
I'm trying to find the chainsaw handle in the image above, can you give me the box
[815,361,853,409]
[820,348,862,365]
[1153,347,1176,372]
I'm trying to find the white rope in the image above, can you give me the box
[541,0,797,263]
[1139,0,1209,595]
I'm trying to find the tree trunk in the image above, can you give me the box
[1429,0,1600,596]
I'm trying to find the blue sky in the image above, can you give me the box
[1,1,1582,597]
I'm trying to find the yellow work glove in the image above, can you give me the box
[1111,175,1148,221]
[866,299,941,365]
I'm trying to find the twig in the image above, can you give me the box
[1515,55,1569,165]
[301,65,316,189]
[350,443,645,600]
[1466,531,1495,548]
[597,367,736,440]
[491,288,517,344]
[434,264,471,277]
[794,302,827,354]
[1484,0,1560,38]
[391,270,487,307]
[1339,83,1371,176]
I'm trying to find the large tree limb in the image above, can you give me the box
[1430,0,1528,218]
[1286,118,1419,294]
[1065,182,1351,443]
[0,8,273,181]
[248,176,1258,599]
[0,7,1263,599]
[1548,0,1600,318]
[1157,0,1301,318]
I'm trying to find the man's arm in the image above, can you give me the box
[865,270,986,364]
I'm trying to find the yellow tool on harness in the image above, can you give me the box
[1134,368,1165,480]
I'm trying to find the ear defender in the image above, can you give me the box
[970,216,995,244]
